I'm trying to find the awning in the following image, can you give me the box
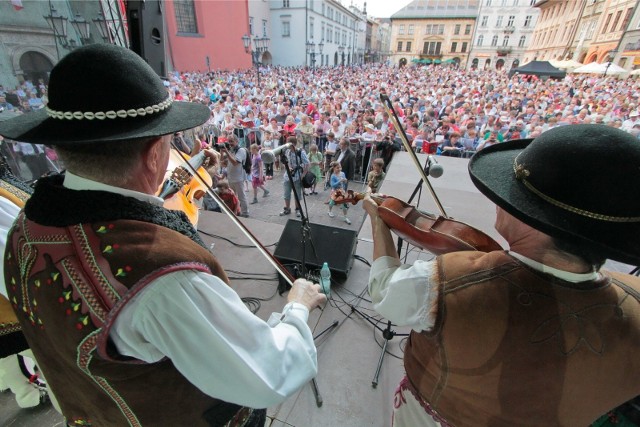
[444,58,455,64]
[422,58,432,64]
[433,59,442,64]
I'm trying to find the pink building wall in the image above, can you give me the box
[165,0,252,72]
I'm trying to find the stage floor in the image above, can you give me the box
[1,152,633,426]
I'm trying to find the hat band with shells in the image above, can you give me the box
[513,154,640,223]
[46,96,173,121]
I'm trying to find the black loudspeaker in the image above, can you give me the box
[274,220,358,280]
[127,0,166,77]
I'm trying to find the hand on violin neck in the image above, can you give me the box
[288,278,327,312]
[362,191,381,219]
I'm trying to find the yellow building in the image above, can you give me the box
[523,0,585,62]
[584,0,636,63]
[390,0,479,67]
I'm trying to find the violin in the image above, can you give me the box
[335,192,502,255]
[167,143,298,289]
[160,148,212,226]
[377,94,503,254]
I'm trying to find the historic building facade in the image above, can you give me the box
[390,0,479,68]
[584,0,637,64]
[523,0,586,62]
[467,0,539,71]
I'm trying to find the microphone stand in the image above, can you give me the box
[279,148,326,407]
[370,156,431,387]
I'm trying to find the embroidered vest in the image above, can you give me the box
[5,175,251,427]
[404,251,640,427]
[0,159,32,357]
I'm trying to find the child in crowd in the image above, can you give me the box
[307,143,323,195]
[215,179,241,215]
[327,162,351,225]
[367,158,386,193]
[249,143,269,204]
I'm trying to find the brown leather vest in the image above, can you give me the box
[5,212,248,427]
[404,251,640,427]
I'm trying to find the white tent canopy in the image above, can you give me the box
[572,61,627,75]
[554,59,584,70]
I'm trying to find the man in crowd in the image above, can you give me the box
[0,44,325,426]
[363,125,639,426]
[221,134,250,217]
[278,136,309,218]
[333,138,356,189]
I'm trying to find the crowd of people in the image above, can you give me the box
[0,48,639,427]
[159,62,640,218]
[4,62,640,218]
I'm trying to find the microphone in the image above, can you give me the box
[261,143,293,164]
[427,155,444,178]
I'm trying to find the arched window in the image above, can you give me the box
[491,35,498,46]
[503,35,509,46]
[518,36,526,47]
[477,35,484,46]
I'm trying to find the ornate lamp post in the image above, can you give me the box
[44,6,69,48]
[306,39,316,69]
[242,34,270,87]
[603,49,618,77]
[70,13,91,45]
[318,39,324,68]
[93,11,110,42]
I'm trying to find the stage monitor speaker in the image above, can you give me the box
[127,0,167,78]
[274,219,358,280]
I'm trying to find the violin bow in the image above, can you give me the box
[379,94,447,217]
[168,142,296,288]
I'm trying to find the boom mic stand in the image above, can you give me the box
[278,147,327,407]
[277,147,321,290]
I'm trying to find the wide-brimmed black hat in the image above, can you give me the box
[0,44,210,145]
[469,124,640,266]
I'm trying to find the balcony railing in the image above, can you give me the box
[497,47,512,56]
[503,26,515,34]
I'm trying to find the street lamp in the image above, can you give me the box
[44,6,69,48]
[70,13,91,45]
[242,34,270,87]
[603,49,618,77]
[338,44,345,66]
[93,11,110,43]
[318,39,324,67]
[306,39,316,69]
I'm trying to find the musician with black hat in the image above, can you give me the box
[363,124,640,426]
[0,44,325,426]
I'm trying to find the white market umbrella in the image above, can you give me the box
[629,69,640,76]
[555,59,584,70]
[572,61,627,75]
[572,62,607,74]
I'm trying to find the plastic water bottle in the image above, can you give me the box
[320,262,331,297]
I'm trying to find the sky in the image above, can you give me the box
[352,0,414,18]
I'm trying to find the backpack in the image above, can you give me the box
[241,147,252,175]
[302,171,316,189]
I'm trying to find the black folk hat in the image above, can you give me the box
[469,124,640,266]
[0,44,210,145]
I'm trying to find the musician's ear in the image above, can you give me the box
[143,135,171,180]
